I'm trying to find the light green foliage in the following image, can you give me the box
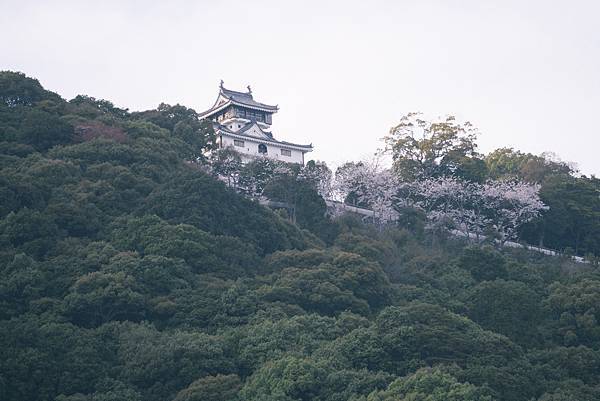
[316,326,388,371]
[235,314,342,373]
[172,374,242,401]
[240,356,327,401]
[384,113,481,180]
[485,148,573,183]
[366,367,493,401]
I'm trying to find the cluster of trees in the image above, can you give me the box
[333,113,599,257]
[2,71,600,401]
[208,148,335,239]
[209,111,598,257]
[334,161,547,245]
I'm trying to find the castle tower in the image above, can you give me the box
[199,82,313,164]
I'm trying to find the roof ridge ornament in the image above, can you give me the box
[198,84,279,118]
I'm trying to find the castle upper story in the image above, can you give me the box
[199,82,312,164]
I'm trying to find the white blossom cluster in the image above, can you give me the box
[333,161,400,224]
[333,162,548,242]
[297,161,333,199]
[208,148,548,243]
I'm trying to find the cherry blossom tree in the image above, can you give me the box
[333,162,371,205]
[333,160,399,224]
[298,160,333,198]
[209,147,242,187]
[238,158,293,198]
[393,178,484,238]
[392,176,547,244]
[479,180,548,244]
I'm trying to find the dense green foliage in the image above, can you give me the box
[2,71,600,401]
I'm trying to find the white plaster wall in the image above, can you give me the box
[221,135,306,164]
[221,118,251,133]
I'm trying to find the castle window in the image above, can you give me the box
[281,149,291,157]
[258,144,268,154]
[234,139,244,147]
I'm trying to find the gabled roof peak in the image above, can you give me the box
[199,82,279,118]
[238,120,273,139]
[219,81,253,100]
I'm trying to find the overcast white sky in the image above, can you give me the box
[2,0,599,175]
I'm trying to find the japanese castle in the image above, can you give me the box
[199,81,313,164]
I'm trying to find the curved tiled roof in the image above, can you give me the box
[199,84,278,118]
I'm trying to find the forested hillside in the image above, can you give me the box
[1,71,600,401]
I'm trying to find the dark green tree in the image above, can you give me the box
[0,71,62,107]
[466,279,542,345]
[19,109,74,151]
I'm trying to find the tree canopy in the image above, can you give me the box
[1,71,600,401]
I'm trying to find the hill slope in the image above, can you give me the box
[1,71,600,401]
